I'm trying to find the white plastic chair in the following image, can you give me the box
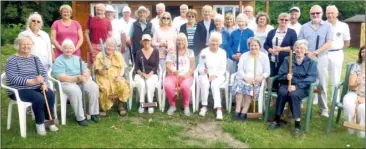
[228,72,266,113]
[128,65,162,111]
[2,71,58,138]
[161,69,196,112]
[195,71,229,112]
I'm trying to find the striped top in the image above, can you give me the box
[187,23,197,47]
[4,55,48,96]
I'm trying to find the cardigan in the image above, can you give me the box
[194,20,216,56]
[134,49,159,75]
[235,51,270,81]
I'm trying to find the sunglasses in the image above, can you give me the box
[32,20,41,23]
[310,12,321,15]
[279,19,289,22]
[162,17,170,20]
[187,15,195,18]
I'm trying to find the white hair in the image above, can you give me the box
[61,39,76,52]
[180,4,188,9]
[326,5,339,13]
[14,33,33,51]
[26,12,43,29]
[278,13,290,20]
[311,5,323,13]
[105,37,117,48]
[245,6,254,11]
[214,14,225,22]
[156,3,165,9]
[236,13,249,25]
[294,39,309,50]
[209,32,222,45]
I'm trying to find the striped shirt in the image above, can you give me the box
[187,23,197,47]
[4,55,48,96]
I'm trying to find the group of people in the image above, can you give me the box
[4,2,364,138]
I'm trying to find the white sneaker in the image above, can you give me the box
[138,107,145,113]
[320,111,329,118]
[199,107,207,116]
[48,124,59,132]
[36,124,46,136]
[148,108,154,114]
[216,110,223,120]
[167,106,176,115]
[357,131,365,138]
[184,107,190,116]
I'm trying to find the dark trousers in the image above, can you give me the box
[275,85,308,119]
[9,88,55,124]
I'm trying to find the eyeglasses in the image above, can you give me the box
[32,20,41,23]
[279,19,289,22]
[310,12,321,15]
[162,17,170,20]
[187,15,195,18]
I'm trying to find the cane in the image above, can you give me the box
[247,55,262,118]
[201,55,211,96]
[175,48,180,100]
[275,37,279,68]
[34,57,55,126]
[140,57,157,108]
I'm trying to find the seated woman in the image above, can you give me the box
[267,40,317,137]
[164,33,195,116]
[231,37,270,121]
[343,45,365,138]
[134,34,160,114]
[198,32,227,120]
[95,38,130,117]
[5,34,58,135]
[52,39,100,126]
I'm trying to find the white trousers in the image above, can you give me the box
[328,50,344,103]
[134,74,158,103]
[316,54,330,113]
[343,92,365,136]
[122,47,132,79]
[199,75,225,108]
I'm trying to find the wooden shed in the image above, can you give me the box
[344,14,365,48]
[72,0,256,60]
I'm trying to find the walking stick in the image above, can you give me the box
[288,50,293,86]
[140,57,157,108]
[247,55,263,118]
[34,57,55,126]
[79,58,90,120]
[201,55,211,98]
[175,48,180,100]
[275,37,279,68]
[128,45,134,65]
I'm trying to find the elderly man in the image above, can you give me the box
[106,5,126,54]
[121,6,136,78]
[298,5,333,117]
[151,3,166,34]
[173,4,189,32]
[244,6,256,30]
[267,40,317,137]
[85,3,112,66]
[326,5,351,104]
[288,7,302,35]
[128,6,153,60]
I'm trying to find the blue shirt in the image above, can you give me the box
[229,28,254,60]
[211,28,232,58]
[52,55,88,79]
[298,20,333,56]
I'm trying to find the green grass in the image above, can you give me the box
[1,45,364,148]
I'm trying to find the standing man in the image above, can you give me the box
[106,5,126,54]
[173,4,189,32]
[121,6,136,78]
[85,3,112,66]
[244,6,256,30]
[151,3,166,34]
[298,5,333,117]
[288,7,302,36]
[326,5,351,104]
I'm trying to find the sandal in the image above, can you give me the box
[99,111,107,117]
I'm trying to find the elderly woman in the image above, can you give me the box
[253,12,274,54]
[180,9,199,59]
[5,34,58,135]
[343,45,365,138]
[198,32,227,120]
[134,34,160,114]
[52,39,100,126]
[20,12,53,71]
[224,13,238,35]
[264,13,297,79]
[152,12,177,73]
[229,13,254,74]
[231,37,270,121]
[164,33,195,116]
[195,5,216,57]
[212,14,231,57]
[51,4,83,58]
[95,38,130,117]
[267,40,317,137]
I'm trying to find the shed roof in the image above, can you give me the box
[344,14,365,23]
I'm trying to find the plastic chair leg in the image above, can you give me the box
[18,106,27,138]
[191,88,196,113]
[336,108,342,124]
[7,103,12,130]
[61,94,67,125]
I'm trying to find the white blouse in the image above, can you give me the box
[198,47,227,77]
[166,50,194,75]
[236,51,270,81]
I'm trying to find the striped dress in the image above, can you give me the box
[4,55,48,96]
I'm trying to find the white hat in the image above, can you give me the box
[141,34,152,41]
[123,6,131,13]
[290,7,301,14]
[134,6,151,17]
[105,5,115,12]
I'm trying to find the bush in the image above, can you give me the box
[1,23,25,46]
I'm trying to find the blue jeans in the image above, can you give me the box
[9,88,55,124]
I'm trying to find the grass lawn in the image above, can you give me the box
[1,44,364,148]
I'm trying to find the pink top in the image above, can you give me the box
[51,20,82,57]
[152,26,177,59]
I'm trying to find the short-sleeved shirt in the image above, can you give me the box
[111,19,125,46]
[86,17,112,44]
[166,50,194,75]
[288,22,302,36]
[298,20,333,56]
[329,20,351,50]
[51,20,82,57]
[52,55,88,79]
[350,63,365,97]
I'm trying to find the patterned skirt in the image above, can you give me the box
[231,78,261,97]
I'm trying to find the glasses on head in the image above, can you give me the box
[279,19,289,22]
[32,20,41,24]
[162,17,171,20]
[187,15,195,18]
[310,12,321,16]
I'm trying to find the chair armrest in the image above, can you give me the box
[129,65,135,83]
[308,79,319,95]
[335,82,344,89]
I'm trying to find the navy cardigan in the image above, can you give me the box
[193,20,216,56]
[263,28,297,64]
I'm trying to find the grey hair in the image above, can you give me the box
[278,13,290,20]
[310,5,323,13]
[105,37,117,48]
[26,12,43,29]
[14,33,33,51]
[236,13,249,26]
[156,3,165,9]
[180,4,188,9]
[294,39,309,51]
[326,5,339,13]
[209,31,222,45]
[214,14,225,22]
[247,37,262,49]
[61,39,76,52]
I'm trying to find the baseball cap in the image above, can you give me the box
[290,7,301,14]
[141,34,152,41]
[123,6,131,13]
[105,5,115,12]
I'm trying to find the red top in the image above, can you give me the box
[86,17,112,44]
